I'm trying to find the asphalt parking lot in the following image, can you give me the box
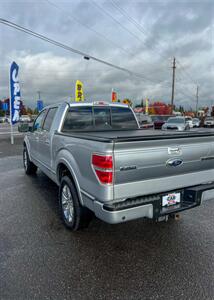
[0,128,214,299]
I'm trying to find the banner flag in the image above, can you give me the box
[111,89,117,102]
[145,98,149,114]
[75,80,84,102]
[10,62,21,125]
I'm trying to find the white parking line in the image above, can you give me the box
[0,132,22,135]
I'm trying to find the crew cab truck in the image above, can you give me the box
[21,102,214,231]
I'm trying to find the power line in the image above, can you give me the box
[109,0,201,92]
[110,0,170,62]
[90,0,173,74]
[0,18,169,85]
[176,59,198,86]
[110,1,201,92]
[175,77,197,99]
[45,0,136,59]
[175,89,196,102]
[45,0,166,73]
[91,0,144,45]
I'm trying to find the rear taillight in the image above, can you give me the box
[92,154,113,185]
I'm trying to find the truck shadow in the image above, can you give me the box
[29,171,214,298]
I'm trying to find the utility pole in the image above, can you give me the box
[196,86,199,115]
[37,91,41,100]
[171,57,176,114]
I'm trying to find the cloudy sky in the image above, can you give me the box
[0,0,213,109]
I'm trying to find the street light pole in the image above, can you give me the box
[196,86,199,115]
[171,57,176,114]
[37,91,41,100]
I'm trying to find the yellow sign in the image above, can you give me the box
[75,80,84,102]
[145,98,149,114]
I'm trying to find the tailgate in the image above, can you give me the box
[113,135,214,199]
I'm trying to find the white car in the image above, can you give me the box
[162,117,190,131]
[0,116,6,123]
[204,117,214,127]
[20,115,31,123]
[185,117,194,128]
[192,118,200,128]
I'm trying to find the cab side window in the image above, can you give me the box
[33,110,46,132]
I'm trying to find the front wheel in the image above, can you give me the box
[59,176,93,231]
[23,146,37,175]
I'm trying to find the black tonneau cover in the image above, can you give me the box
[57,129,214,143]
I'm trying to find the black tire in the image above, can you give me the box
[59,176,93,231]
[23,146,37,175]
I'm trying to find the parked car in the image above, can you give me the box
[192,118,200,128]
[5,116,10,123]
[0,116,6,123]
[185,116,194,128]
[31,114,38,122]
[135,113,154,129]
[204,116,214,127]
[162,117,190,131]
[151,115,172,129]
[19,102,214,231]
[20,115,31,123]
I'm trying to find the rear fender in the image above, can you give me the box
[55,150,83,205]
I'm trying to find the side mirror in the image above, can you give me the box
[18,123,32,132]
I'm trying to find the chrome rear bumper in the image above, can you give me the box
[93,182,214,224]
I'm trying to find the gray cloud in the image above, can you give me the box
[0,0,213,109]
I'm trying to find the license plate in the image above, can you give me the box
[162,192,181,207]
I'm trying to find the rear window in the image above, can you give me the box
[62,106,138,132]
[43,107,58,131]
[63,107,93,131]
[94,107,111,129]
[111,107,138,129]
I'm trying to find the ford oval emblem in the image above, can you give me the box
[166,158,183,167]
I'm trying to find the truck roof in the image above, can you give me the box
[68,101,129,108]
[43,101,130,110]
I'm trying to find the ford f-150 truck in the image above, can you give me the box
[20,102,214,230]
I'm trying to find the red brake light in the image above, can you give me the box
[94,170,113,185]
[92,154,113,169]
[92,154,113,185]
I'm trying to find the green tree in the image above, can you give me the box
[0,110,5,117]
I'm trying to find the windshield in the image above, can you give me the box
[205,117,214,120]
[167,118,185,124]
[62,106,139,131]
[151,115,170,121]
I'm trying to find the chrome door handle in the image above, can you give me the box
[45,140,50,145]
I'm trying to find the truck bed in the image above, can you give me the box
[57,129,214,142]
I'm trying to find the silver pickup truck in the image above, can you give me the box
[21,102,214,230]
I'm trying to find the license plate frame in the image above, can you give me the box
[162,192,181,207]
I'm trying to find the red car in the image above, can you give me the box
[151,115,172,129]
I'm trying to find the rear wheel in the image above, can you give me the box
[23,146,37,175]
[59,176,93,231]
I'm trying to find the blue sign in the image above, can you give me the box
[10,62,21,125]
[2,103,8,111]
[37,100,44,112]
